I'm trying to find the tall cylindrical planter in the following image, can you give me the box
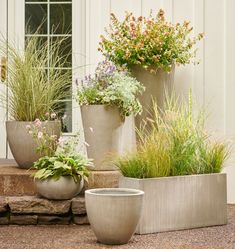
[6,121,61,169]
[81,105,124,171]
[131,65,175,128]
[85,188,144,245]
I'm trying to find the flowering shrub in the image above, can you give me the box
[75,60,145,117]
[99,9,204,72]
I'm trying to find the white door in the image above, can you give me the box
[0,0,7,158]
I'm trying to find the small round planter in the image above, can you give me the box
[6,120,61,169]
[131,65,175,129]
[85,188,144,245]
[81,105,124,170]
[35,176,84,200]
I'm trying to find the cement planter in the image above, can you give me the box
[119,173,227,234]
[131,65,175,128]
[35,176,84,200]
[6,121,61,169]
[81,105,124,170]
[85,188,144,245]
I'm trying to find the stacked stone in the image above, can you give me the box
[0,196,89,225]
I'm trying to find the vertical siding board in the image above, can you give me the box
[163,0,173,22]
[204,0,225,134]
[172,0,195,99]
[86,0,110,73]
[193,0,205,106]
[141,0,163,16]
[224,0,235,135]
[223,0,235,204]
[110,0,141,19]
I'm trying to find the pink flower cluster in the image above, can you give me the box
[26,116,60,157]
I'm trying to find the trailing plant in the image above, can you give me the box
[0,35,71,121]
[33,135,91,182]
[75,60,144,117]
[99,9,204,73]
[115,94,230,178]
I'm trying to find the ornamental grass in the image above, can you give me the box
[115,94,230,178]
[0,35,71,121]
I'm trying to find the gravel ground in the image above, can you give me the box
[0,205,235,249]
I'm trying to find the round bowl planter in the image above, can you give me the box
[81,105,124,171]
[6,120,61,169]
[35,176,84,200]
[85,188,144,245]
[131,65,175,129]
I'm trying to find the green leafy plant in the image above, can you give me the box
[99,9,204,72]
[115,94,230,178]
[75,60,145,117]
[0,35,71,121]
[33,135,91,182]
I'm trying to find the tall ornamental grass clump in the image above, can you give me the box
[0,35,71,121]
[115,94,230,178]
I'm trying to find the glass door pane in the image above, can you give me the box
[25,0,72,132]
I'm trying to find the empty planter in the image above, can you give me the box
[81,105,124,170]
[85,188,144,245]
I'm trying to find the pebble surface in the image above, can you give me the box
[0,205,234,249]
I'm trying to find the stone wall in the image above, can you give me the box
[0,196,89,225]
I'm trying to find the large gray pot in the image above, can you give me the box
[35,176,84,200]
[131,65,175,128]
[6,121,61,169]
[120,173,227,234]
[85,188,144,245]
[81,105,124,170]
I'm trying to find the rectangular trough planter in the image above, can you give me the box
[119,173,227,234]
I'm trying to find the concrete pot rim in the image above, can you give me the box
[6,120,60,124]
[85,188,144,197]
[131,64,175,72]
[121,172,226,181]
[34,175,79,182]
[80,104,119,108]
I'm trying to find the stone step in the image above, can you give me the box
[0,159,121,196]
[0,195,89,225]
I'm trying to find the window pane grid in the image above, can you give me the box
[25,0,72,132]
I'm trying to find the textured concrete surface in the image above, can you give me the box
[0,196,89,225]
[120,174,227,234]
[0,205,234,249]
[8,196,71,214]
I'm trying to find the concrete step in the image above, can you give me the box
[0,159,121,196]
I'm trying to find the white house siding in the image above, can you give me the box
[0,0,235,203]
